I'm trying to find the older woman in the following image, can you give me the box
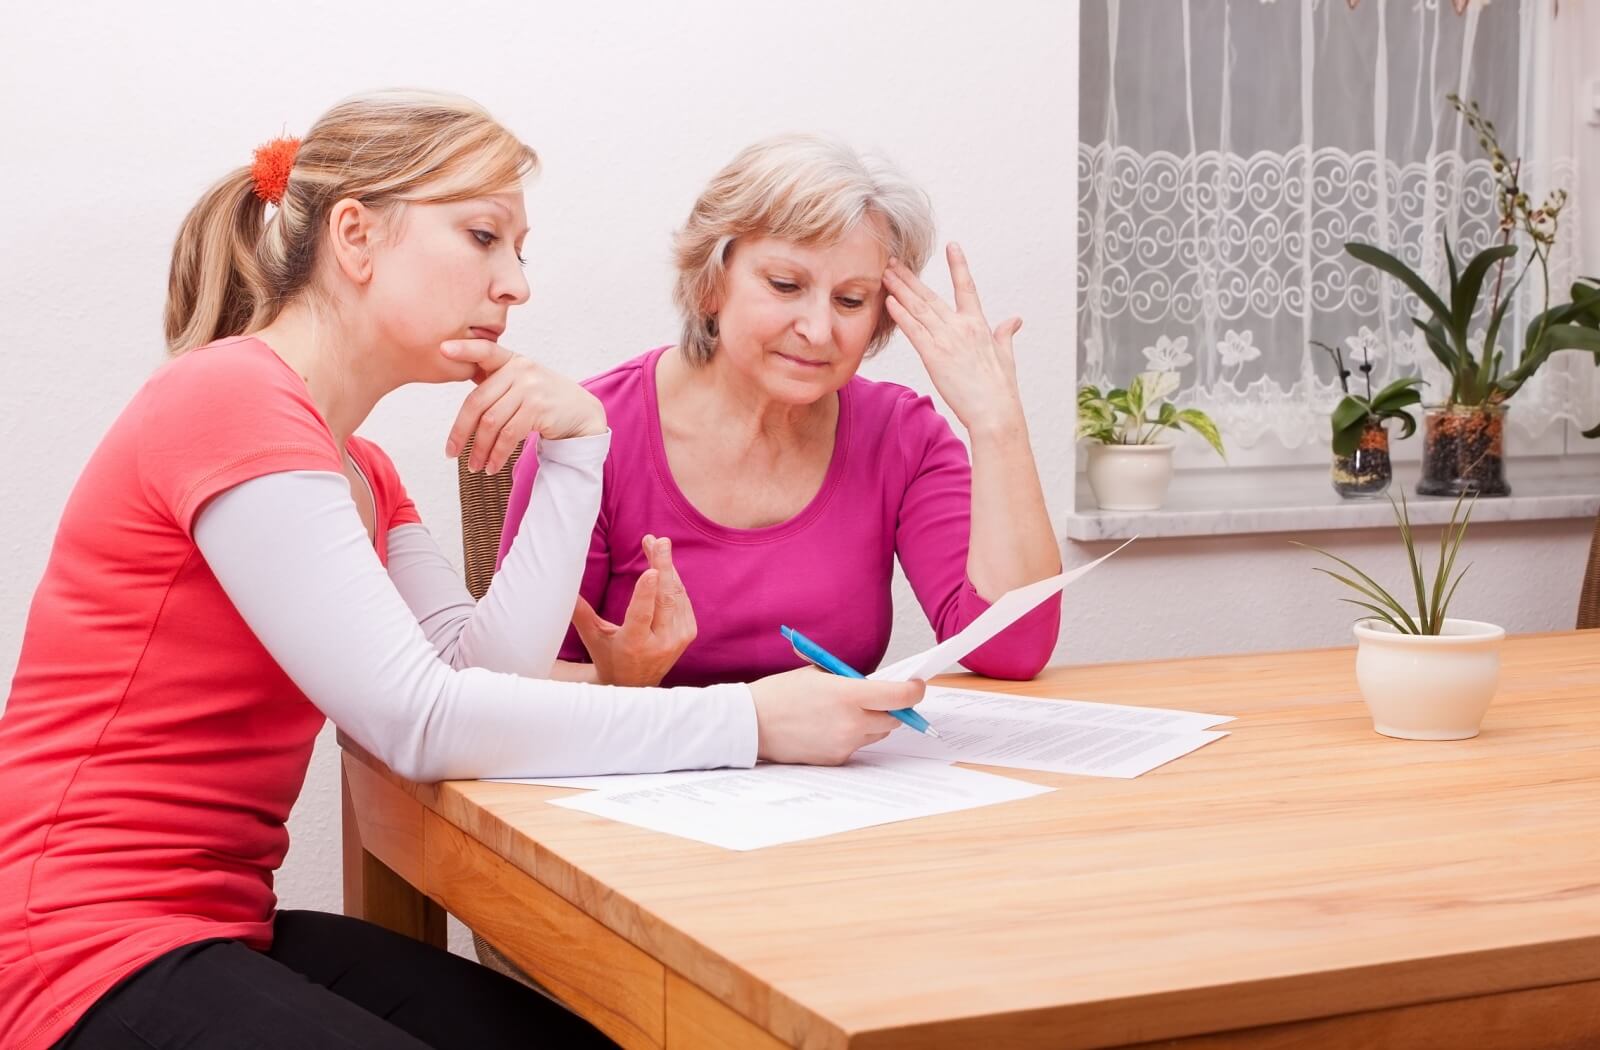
[500,134,1060,687]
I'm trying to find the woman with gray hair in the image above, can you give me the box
[502,133,1061,687]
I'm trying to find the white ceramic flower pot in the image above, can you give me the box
[1352,618,1505,740]
[1085,443,1175,511]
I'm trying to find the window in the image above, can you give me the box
[1077,0,1592,462]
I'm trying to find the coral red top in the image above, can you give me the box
[0,338,417,1049]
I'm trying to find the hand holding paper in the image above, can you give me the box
[870,538,1134,683]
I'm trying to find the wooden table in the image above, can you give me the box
[340,632,1600,1049]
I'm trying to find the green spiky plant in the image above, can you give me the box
[1293,491,1475,636]
[1076,371,1225,459]
[1344,94,1600,423]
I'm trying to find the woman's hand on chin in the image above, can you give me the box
[441,338,606,474]
[882,243,1026,437]
[570,535,697,686]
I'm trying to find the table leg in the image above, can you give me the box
[341,761,446,948]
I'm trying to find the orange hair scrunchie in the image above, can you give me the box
[250,136,301,206]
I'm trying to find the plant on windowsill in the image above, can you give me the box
[1076,371,1225,511]
[1311,339,1423,500]
[1293,491,1502,740]
[1345,93,1600,499]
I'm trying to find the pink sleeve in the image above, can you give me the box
[497,444,538,568]
[499,440,610,665]
[893,394,1060,680]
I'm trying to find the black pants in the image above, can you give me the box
[54,910,617,1049]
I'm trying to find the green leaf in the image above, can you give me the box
[1528,280,1600,338]
[1451,242,1519,338]
[1429,492,1474,629]
[1330,395,1374,457]
[1499,323,1600,399]
[1126,375,1147,419]
[1368,376,1425,406]
[1174,408,1225,459]
[1391,493,1432,634]
[1366,378,1424,434]
[1076,407,1117,442]
[1347,241,1452,326]
[1331,427,1361,458]
[1331,396,1371,433]
[1539,323,1600,355]
[1338,598,1413,635]
[1414,317,1459,373]
[1481,281,1519,367]
[1291,540,1421,634]
[1311,568,1415,626]
[1436,563,1473,626]
[1443,229,1461,305]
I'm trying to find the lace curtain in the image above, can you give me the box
[1077,0,1591,449]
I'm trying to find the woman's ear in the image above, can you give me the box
[327,197,375,285]
[701,289,723,319]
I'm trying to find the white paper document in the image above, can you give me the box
[863,687,1231,779]
[870,538,1135,683]
[548,752,1052,851]
[486,770,731,791]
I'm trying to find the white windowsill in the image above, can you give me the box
[1063,455,1600,540]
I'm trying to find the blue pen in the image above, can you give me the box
[780,626,941,739]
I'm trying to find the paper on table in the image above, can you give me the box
[486,770,732,791]
[549,752,1051,851]
[862,687,1230,779]
[870,538,1135,683]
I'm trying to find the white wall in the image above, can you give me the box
[0,0,1594,956]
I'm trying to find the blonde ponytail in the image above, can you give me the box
[164,167,271,354]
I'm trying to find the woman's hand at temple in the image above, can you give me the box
[881,243,1025,438]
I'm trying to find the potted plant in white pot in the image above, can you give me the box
[1295,493,1502,740]
[1076,371,1225,511]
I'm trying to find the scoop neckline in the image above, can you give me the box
[640,344,853,544]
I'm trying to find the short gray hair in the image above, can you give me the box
[671,134,935,365]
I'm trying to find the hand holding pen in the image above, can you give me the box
[781,626,942,739]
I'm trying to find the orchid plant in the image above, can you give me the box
[1345,94,1600,415]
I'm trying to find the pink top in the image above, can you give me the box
[501,346,1060,687]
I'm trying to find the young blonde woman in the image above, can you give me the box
[502,134,1061,688]
[0,93,922,1050]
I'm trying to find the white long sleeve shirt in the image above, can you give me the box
[192,434,758,782]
